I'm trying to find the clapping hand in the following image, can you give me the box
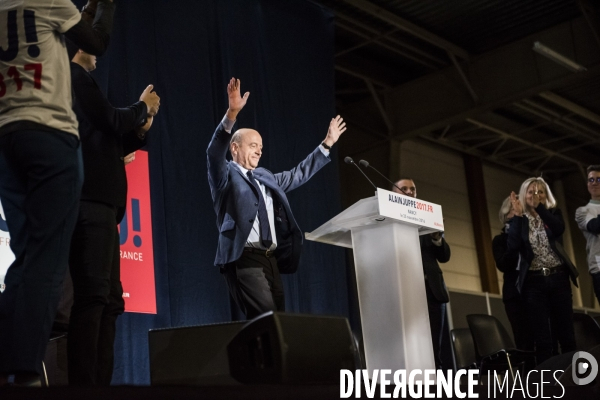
[510,191,523,216]
[124,152,136,165]
[136,115,153,137]
[140,85,160,117]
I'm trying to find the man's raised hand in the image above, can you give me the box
[323,115,347,148]
[226,78,249,121]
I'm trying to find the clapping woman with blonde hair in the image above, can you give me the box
[506,177,579,363]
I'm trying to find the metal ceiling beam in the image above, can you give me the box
[448,51,478,103]
[441,125,480,139]
[465,137,502,151]
[336,22,439,69]
[383,16,600,141]
[437,125,451,139]
[578,0,600,51]
[515,101,599,139]
[365,80,393,133]
[491,138,508,156]
[420,134,535,176]
[341,0,470,61]
[345,117,390,141]
[535,156,553,172]
[346,138,391,158]
[335,12,448,65]
[515,154,551,167]
[538,91,600,126]
[334,65,391,89]
[537,132,580,146]
[335,27,399,57]
[466,119,585,169]
[494,145,542,158]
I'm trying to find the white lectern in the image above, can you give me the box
[306,188,445,373]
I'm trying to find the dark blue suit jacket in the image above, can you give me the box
[206,122,330,273]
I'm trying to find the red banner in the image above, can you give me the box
[119,150,157,314]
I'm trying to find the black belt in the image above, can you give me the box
[243,247,274,258]
[527,266,565,277]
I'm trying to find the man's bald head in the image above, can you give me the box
[230,128,263,170]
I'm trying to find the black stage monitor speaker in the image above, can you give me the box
[227,312,357,384]
[533,345,600,388]
[558,345,600,387]
[149,320,245,385]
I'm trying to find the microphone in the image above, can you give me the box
[358,159,407,195]
[345,156,377,191]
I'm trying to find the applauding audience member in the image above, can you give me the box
[507,177,578,363]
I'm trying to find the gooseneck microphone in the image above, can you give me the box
[345,156,377,191]
[358,159,407,196]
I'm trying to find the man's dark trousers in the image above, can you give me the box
[0,130,82,375]
[68,201,124,385]
[223,251,285,319]
[425,283,446,370]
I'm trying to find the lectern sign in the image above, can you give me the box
[376,188,444,232]
[306,190,444,373]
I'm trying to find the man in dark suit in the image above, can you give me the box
[207,78,346,319]
[393,178,451,369]
[67,48,160,386]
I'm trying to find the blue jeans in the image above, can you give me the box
[0,130,82,375]
[522,269,576,364]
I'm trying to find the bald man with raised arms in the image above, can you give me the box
[206,78,346,319]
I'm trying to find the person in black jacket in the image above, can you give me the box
[507,177,578,363]
[67,47,159,386]
[393,179,451,369]
[492,196,533,351]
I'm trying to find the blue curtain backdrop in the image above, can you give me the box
[72,0,349,385]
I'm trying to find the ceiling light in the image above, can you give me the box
[532,41,587,72]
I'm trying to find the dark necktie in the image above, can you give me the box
[246,170,273,248]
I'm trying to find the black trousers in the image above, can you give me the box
[425,283,446,369]
[0,130,82,375]
[504,297,534,351]
[68,201,124,386]
[522,269,575,364]
[223,251,285,320]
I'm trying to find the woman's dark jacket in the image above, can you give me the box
[506,204,578,293]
